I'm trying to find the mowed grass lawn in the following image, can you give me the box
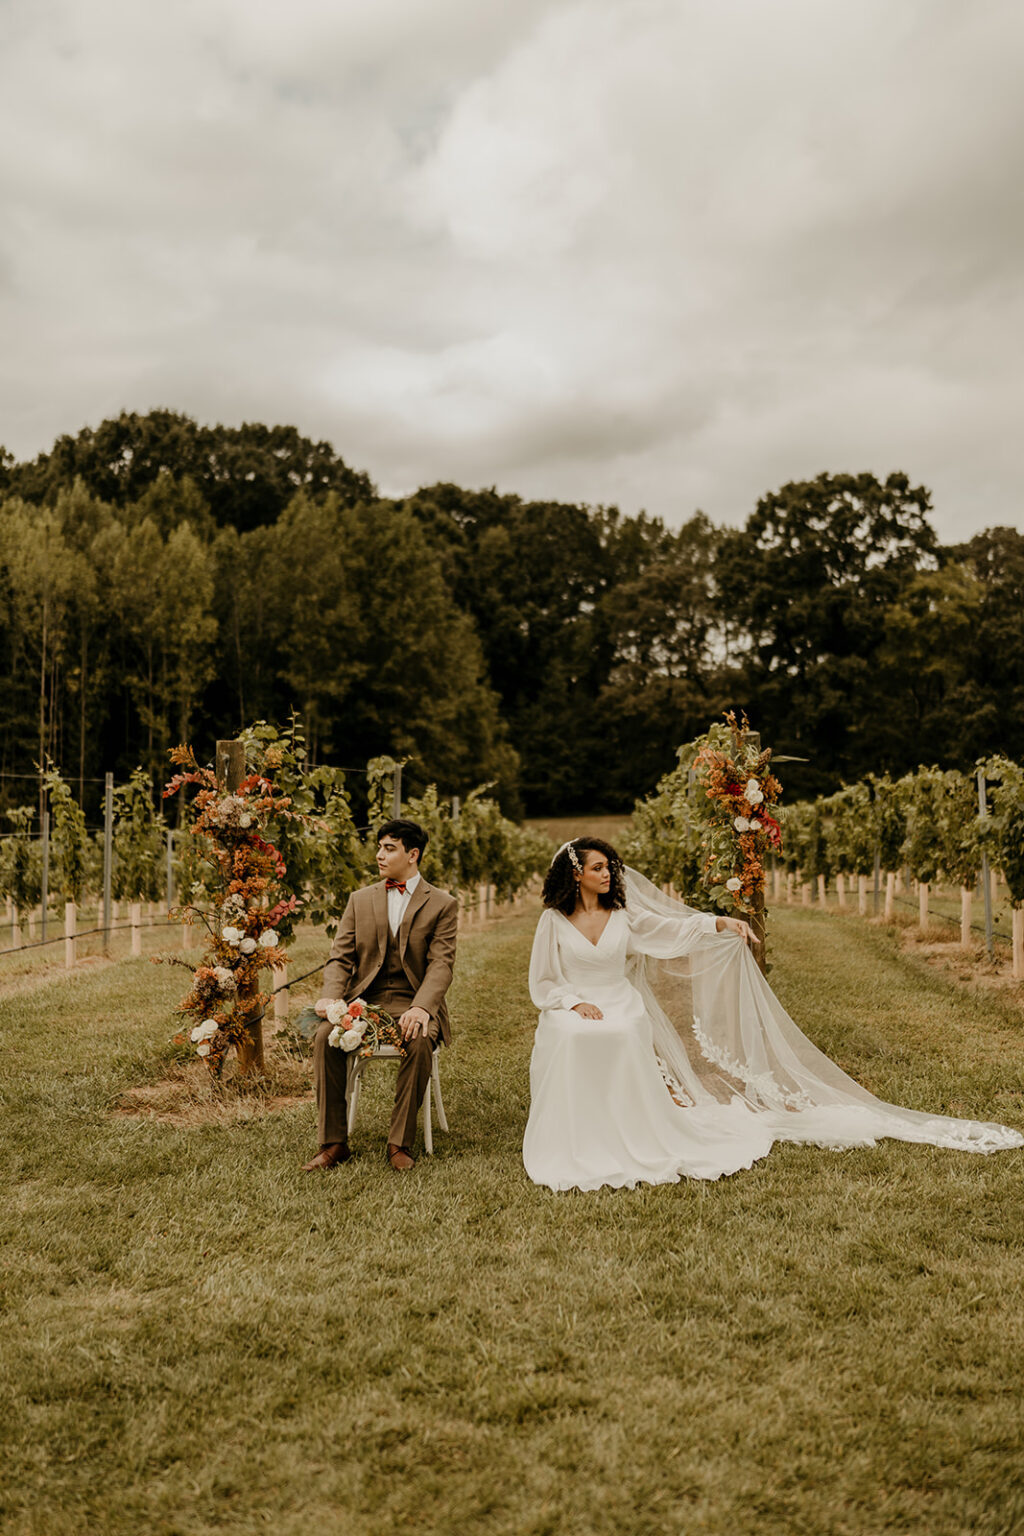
[2,906,1024,1536]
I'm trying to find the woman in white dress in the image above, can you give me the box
[524,838,1023,1192]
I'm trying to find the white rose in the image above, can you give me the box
[328,1025,344,1048]
[191,1019,218,1042]
[212,967,235,989]
[734,816,751,833]
[239,937,257,955]
[239,812,252,828]
[750,818,762,831]
[196,1042,212,1058]
[326,1001,347,1026]
[258,930,278,949]
[341,1028,363,1051]
[744,779,763,804]
[726,877,742,892]
[221,926,242,945]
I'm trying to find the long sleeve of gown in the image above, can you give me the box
[528,910,586,1013]
[625,904,718,958]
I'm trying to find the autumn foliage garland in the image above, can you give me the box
[161,745,299,1074]
[691,713,783,918]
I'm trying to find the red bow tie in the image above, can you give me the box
[385,879,407,893]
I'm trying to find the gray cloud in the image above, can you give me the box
[1,0,1022,540]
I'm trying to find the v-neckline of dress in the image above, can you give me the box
[558,908,617,949]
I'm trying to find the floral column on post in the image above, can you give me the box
[162,746,297,1077]
[691,713,783,973]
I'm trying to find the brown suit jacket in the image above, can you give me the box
[322,878,458,1044]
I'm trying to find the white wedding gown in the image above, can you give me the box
[524,879,1024,1193]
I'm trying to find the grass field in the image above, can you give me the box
[3,905,1024,1536]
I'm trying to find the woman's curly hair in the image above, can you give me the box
[542,837,627,916]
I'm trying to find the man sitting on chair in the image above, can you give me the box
[303,818,458,1174]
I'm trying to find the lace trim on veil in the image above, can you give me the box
[623,866,1024,1157]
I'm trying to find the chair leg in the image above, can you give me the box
[346,1057,362,1136]
[431,1053,449,1132]
[423,1078,433,1155]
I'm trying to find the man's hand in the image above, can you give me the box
[715,917,759,945]
[572,1002,604,1019]
[398,1005,431,1041]
[314,997,339,1018]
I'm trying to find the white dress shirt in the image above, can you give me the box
[386,871,421,936]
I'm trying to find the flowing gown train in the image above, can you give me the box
[523,893,1023,1193]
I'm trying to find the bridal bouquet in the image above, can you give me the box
[326,997,406,1058]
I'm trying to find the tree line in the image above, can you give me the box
[2,409,1022,820]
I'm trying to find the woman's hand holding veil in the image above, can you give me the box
[714,916,758,945]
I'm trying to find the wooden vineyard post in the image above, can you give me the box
[746,730,767,976]
[858,875,868,916]
[872,848,881,917]
[960,888,973,951]
[918,881,930,932]
[884,871,895,922]
[817,874,827,908]
[65,899,76,969]
[102,772,113,955]
[273,962,289,1026]
[131,901,142,957]
[1013,908,1024,981]
[836,873,846,910]
[165,829,174,915]
[217,738,265,1076]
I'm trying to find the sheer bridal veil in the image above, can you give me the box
[623,866,1022,1155]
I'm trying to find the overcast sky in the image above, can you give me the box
[2,0,1022,539]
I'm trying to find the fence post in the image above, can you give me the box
[166,829,174,913]
[1013,908,1023,980]
[884,871,895,922]
[65,899,76,969]
[960,887,973,951]
[102,772,113,955]
[978,769,994,959]
[273,962,289,1024]
[131,901,142,957]
[41,810,49,943]
[392,763,403,817]
[918,881,930,932]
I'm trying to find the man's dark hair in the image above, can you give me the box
[377,818,429,863]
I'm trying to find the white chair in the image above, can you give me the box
[345,1045,449,1154]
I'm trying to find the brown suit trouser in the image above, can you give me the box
[313,1001,441,1149]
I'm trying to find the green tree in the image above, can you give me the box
[717,471,938,797]
[7,411,374,532]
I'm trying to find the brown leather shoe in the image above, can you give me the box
[387,1142,415,1172]
[302,1142,352,1172]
